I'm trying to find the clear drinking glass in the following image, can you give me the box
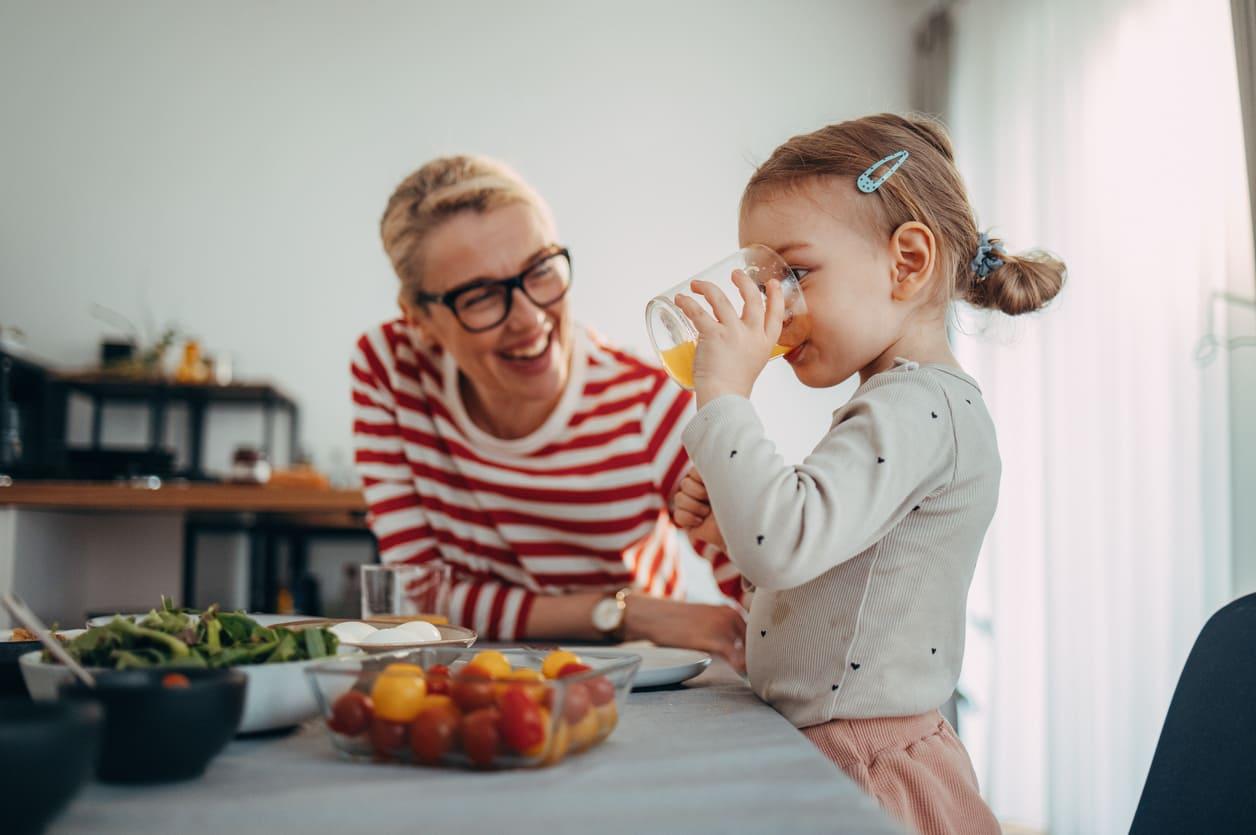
[644,244,810,390]
[360,562,452,620]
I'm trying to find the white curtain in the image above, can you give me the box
[947,1,1248,832]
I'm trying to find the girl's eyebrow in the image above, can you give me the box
[774,242,811,258]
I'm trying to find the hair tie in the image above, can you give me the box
[971,232,1006,281]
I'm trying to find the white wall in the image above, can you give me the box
[0,0,917,474]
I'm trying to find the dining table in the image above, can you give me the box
[48,658,903,834]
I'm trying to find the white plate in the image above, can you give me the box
[568,645,711,689]
[19,649,328,734]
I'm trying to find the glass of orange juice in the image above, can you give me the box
[645,244,810,390]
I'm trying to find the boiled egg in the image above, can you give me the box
[394,620,442,642]
[329,621,378,643]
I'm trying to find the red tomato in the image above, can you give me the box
[368,716,407,756]
[428,664,451,677]
[451,665,497,712]
[557,662,593,678]
[586,676,616,707]
[328,690,373,736]
[409,704,460,765]
[498,688,545,754]
[460,707,501,768]
[161,672,191,689]
[426,672,451,696]
[561,680,592,723]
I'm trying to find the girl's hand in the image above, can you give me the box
[672,469,727,551]
[674,271,785,407]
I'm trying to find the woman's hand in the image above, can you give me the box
[623,593,746,673]
[674,271,785,407]
[672,469,727,552]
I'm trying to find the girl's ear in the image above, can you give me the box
[887,222,938,302]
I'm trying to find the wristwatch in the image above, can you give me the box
[592,588,630,641]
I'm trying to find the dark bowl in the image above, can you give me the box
[60,667,246,784]
[0,699,102,835]
[0,640,40,698]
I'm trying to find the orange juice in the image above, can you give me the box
[659,340,790,390]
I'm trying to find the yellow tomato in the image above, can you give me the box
[508,668,544,682]
[383,662,426,678]
[595,701,619,741]
[543,716,571,765]
[470,650,512,679]
[417,693,455,715]
[541,650,582,680]
[371,667,428,723]
[569,708,600,753]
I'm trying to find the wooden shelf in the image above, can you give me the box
[0,481,366,513]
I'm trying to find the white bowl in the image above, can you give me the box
[19,651,329,734]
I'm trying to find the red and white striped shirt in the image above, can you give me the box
[351,319,742,640]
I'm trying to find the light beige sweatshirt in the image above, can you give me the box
[682,359,1000,727]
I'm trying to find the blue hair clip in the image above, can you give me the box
[971,232,1006,281]
[856,150,909,193]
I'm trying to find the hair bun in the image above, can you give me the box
[965,248,1066,315]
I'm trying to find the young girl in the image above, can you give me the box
[671,113,1064,834]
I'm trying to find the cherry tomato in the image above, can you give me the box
[569,708,600,753]
[409,704,460,765]
[418,694,455,714]
[328,690,373,736]
[595,701,619,740]
[541,650,582,679]
[543,716,570,765]
[451,665,497,712]
[161,672,190,689]
[522,707,552,759]
[498,687,545,754]
[499,669,552,710]
[460,707,501,769]
[561,680,592,723]
[426,664,452,695]
[557,662,592,678]
[470,650,512,679]
[507,668,544,682]
[586,675,616,707]
[370,666,428,723]
[368,716,408,756]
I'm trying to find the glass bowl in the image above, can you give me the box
[305,647,641,770]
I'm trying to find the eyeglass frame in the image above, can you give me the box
[413,247,573,333]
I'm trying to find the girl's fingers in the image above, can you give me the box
[690,280,739,325]
[679,474,709,501]
[674,293,719,336]
[673,508,706,528]
[763,278,785,342]
[674,492,710,517]
[731,269,764,327]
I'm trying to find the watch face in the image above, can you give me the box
[592,597,622,632]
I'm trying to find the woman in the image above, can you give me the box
[352,155,746,666]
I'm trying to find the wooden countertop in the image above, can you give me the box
[0,481,366,513]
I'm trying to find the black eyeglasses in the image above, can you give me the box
[415,247,573,333]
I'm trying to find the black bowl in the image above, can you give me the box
[60,667,246,784]
[0,699,102,835]
[0,640,40,698]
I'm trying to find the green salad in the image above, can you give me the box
[52,597,339,669]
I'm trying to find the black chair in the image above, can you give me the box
[1129,593,1256,834]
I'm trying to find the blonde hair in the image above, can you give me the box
[743,113,1065,316]
[380,155,550,289]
